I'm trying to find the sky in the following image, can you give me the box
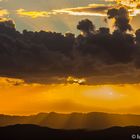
[1,77,140,115]
[1,0,140,115]
[0,0,107,33]
[0,0,140,34]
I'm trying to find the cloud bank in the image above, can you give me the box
[0,7,139,84]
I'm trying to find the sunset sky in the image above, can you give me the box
[0,0,140,116]
[1,77,140,115]
[0,0,139,33]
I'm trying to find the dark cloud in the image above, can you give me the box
[0,8,140,85]
[77,19,95,36]
[0,19,15,29]
[107,7,132,32]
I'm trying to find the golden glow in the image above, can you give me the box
[67,76,86,84]
[53,4,108,17]
[115,0,140,7]
[53,0,140,17]
[0,9,8,17]
[111,0,140,16]
[0,77,140,115]
[16,9,55,18]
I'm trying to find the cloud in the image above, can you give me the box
[0,8,140,85]
[0,18,15,28]
[15,1,140,20]
[16,4,112,19]
[0,77,25,87]
[67,76,86,85]
[0,8,13,28]
[107,7,132,32]
[53,4,113,17]
[16,9,55,18]
[53,1,140,17]
[0,9,8,17]
[107,0,140,16]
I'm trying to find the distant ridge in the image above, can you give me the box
[0,124,139,140]
[0,112,140,130]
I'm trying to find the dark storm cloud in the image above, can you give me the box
[0,8,140,84]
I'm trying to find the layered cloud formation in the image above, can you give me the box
[0,6,140,85]
[0,1,140,84]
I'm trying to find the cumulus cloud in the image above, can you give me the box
[107,7,132,32]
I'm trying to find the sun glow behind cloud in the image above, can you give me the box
[1,0,140,32]
[0,9,8,17]
[0,77,140,115]
[107,0,140,16]
[0,1,140,116]
[52,0,140,17]
[16,9,55,18]
[15,1,140,19]
[53,4,109,17]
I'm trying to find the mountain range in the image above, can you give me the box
[0,112,140,130]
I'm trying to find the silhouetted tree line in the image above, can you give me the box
[0,7,140,82]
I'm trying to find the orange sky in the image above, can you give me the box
[0,77,140,115]
[0,1,140,116]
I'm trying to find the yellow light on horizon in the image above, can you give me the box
[0,77,139,115]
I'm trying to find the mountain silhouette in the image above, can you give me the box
[0,124,139,140]
[0,112,140,130]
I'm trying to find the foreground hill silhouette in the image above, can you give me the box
[0,112,140,130]
[0,124,139,140]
